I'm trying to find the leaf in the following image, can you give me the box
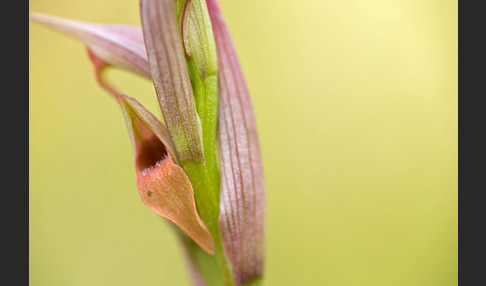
[30,13,150,79]
[207,0,266,284]
[118,94,215,254]
[140,0,204,164]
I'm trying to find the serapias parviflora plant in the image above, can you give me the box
[30,0,265,285]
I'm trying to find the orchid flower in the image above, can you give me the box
[31,0,265,285]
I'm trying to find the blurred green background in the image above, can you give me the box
[29,0,457,285]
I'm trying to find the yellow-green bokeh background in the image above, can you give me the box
[29,0,457,285]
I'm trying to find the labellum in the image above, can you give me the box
[118,95,214,254]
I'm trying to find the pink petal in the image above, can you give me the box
[30,13,150,78]
[207,0,266,284]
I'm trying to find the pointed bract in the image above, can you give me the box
[30,13,150,78]
[176,0,218,80]
[118,95,214,254]
[207,0,266,284]
[140,0,204,163]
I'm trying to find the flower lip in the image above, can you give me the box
[117,94,215,254]
[135,154,215,254]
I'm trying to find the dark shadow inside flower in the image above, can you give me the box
[136,134,168,173]
[131,114,168,173]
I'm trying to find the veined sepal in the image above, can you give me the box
[207,0,266,284]
[140,0,204,164]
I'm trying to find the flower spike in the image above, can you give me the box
[118,94,215,254]
[207,0,266,284]
[31,1,267,283]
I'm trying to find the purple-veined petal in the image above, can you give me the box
[140,0,204,163]
[30,13,150,79]
[207,0,266,285]
[118,94,214,254]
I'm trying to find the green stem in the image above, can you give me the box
[175,0,231,284]
[182,161,234,286]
